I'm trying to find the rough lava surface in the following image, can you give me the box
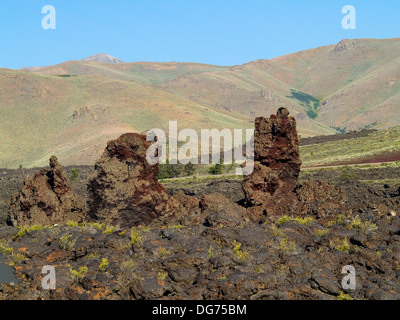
[86,132,179,229]
[243,107,348,222]
[7,156,85,226]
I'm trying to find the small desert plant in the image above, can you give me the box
[102,226,115,235]
[277,237,296,254]
[120,259,136,273]
[66,220,80,227]
[10,252,26,265]
[208,163,224,175]
[99,258,109,272]
[293,217,314,226]
[130,225,150,246]
[131,228,144,246]
[346,216,378,233]
[157,272,168,280]
[165,224,184,229]
[69,168,80,182]
[329,237,350,252]
[13,225,43,240]
[255,264,264,273]
[327,214,346,227]
[269,224,284,237]
[337,292,353,300]
[275,264,289,277]
[156,246,173,259]
[0,240,14,255]
[207,246,214,259]
[59,234,76,251]
[347,216,362,229]
[85,252,99,259]
[88,222,104,229]
[233,240,250,264]
[184,162,196,176]
[277,215,292,226]
[69,266,88,280]
[315,228,330,237]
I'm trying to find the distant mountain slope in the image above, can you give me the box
[81,53,126,64]
[23,60,229,85]
[0,68,250,168]
[161,38,400,132]
[2,38,400,168]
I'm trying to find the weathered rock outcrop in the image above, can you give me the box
[7,156,85,226]
[86,133,178,229]
[243,108,348,221]
[242,108,302,218]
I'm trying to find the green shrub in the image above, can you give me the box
[184,162,196,176]
[130,225,150,246]
[337,292,353,300]
[157,272,168,280]
[69,266,88,280]
[329,237,350,252]
[346,216,377,233]
[277,215,292,226]
[275,264,289,277]
[59,234,76,251]
[13,225,44,240]
[88,222,104,229]
[0,240,13,255]
[102,226,115,235]
[233,240,250,264]
[277,237,296,254]
[156,246,173,258]
[99,258,109,272]
[209,163,224,175]
[269,224,284,237]
[69,168,80,181]
[10,252,26,265]
[315,228,330,237]
[158,160,184,179]
[120,259,136,272]
[293,217,314,226]
[66,220,80,227]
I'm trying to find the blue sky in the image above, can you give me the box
[0,0,399,69]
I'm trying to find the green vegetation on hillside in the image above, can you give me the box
[286,89,320,119]
[300,126,400,167]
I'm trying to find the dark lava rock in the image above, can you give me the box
[7,156,85,226]
[86,133,179,229]
[242,107,301,219]
[200,193,247,228]
[242,108,349,222]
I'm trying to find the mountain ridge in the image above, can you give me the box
[81,53,126,64]
[2,38,400,168]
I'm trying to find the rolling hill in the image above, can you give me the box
[1,38,400,168]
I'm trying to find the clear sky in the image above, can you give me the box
[0,0,399,69]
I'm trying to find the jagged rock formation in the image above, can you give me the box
[86,133,178,229]
[242,107,301,217]
[243,108,348,221]
[7,156,85,226]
